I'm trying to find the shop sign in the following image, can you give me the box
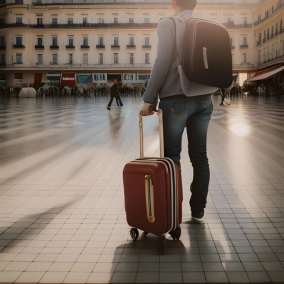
[61,73,76,87]
[93,73,107,83]
[138,74,151,81]
[123,73,136,81]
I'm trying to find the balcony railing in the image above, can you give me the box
[254,1,284,27]
[96,45,105,48]
[257,41,261,46]
[35,45,44,49]
[0,22,158,30]
[233,63,254,68]
[142,45,151,48]
[32,0,170,5]
[257,49,284,67]
[222,22,252,29]
[13,44,25,48]
[81,45,89,48]
[111,45,120,48]
[50,45,59,49]
[240,44,249,48]
[126,45,136,48]
[66,45,75,48]
[36,62,43,65]
[50,61,58,65]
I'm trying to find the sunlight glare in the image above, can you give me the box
[229,122,251,137]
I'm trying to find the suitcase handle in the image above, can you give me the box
[139,109,164,158]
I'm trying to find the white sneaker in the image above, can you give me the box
[190,216,205,224]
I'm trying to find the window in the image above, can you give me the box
[129,18,134,23]
[114,36,119,46]
[1,54,5,64]
[276,23,278,34]
[242,53,247,63]
[267,28,270,39]
[37,18,43,26]
[145,37,150,46]
[264,30,266,39]
[68,36,74,47]
[272,26,274,36]
[114,17,118,24]
[272,44,275,58]
[16,53,22,63]
[37,36,43,46]
[52,54,58,64]
[83,17,88,24]
[258,33,261,43]
[243,37,247,45]
[68,18,73,24]
[231,54,233,64]
[263,48,266,61]
[281,20,283,31]
[68,54,73,64]
[52,36,57,46]
[83,54,88,64]
[144,18,150,24]
[98,36,104,46]
[276,42,278,57]
[129,53,134,64]
[99,53,103,64]
[258,50,261,63]
[258,15,261,22]
[230,37,233,46]
[83,37,88,47]
[272,6,274,13]
[15,73,23,79]
[15,35,22,46]
[37,54,43,64]
[145,53,150,64]
[16,17,22,24]
[114,53,118,64]
[98,17,104,24]
[129,37,134,45]
[267,46,270,60]
[52,18,57,25]
[243,17,247,24]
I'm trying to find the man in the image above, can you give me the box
[107,79,123,110]
[140,0,213,223]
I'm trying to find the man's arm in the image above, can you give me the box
[143,19,175,106]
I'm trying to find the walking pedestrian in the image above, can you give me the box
[140,0,218,224]
[107,79,123,110]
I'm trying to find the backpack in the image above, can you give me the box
[171,16,233,94]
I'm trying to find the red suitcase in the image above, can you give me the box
[123,109,183,254]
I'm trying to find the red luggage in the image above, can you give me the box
[123,109,183,254]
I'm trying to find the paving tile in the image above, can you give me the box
[39,272,68,283]
[222,262,245,272]
[87,272,113,283]
[0,271,22,283]
[15,272,45,283]
[182,272,206,283]
[205,271,229,283]
[135,272,159,283]
[111,272,136,283]
[247,271,271,283]
[159,272,183,283]
[63,272,91,283]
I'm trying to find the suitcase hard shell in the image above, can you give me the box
[123,110,182,254]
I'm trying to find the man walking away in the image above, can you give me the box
[140,0,218,224]
[107,79,123,111]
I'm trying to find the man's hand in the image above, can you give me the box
[139,102,156,116]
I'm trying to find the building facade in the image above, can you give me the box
[0,0,283,88]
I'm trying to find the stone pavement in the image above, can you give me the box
[0,96,284,283]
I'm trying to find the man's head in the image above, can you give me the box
[175,0,197,12]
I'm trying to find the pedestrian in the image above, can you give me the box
[140,0,217,224]
[106,79,123,110]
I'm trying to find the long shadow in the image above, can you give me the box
[0,199,77,253]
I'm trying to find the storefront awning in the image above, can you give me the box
[34,73,42,84]
[61,73,76,87]
[77,73,92,85]
[47,73,60,81]
[247,66,284,82]
[0,80,5,86]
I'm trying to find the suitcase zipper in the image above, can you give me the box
[145,175,155,223]
[203,47,209,69]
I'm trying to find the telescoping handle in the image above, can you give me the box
[139,109,164,159]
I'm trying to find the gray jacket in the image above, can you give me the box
[143,10,218,105]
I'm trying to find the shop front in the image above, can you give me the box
[92,73,107,83]
[46,73,61,85]
[61,73,76,87]
[77,73,92,85]
[34,73,42,85]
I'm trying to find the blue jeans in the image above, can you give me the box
[159,94,213,215]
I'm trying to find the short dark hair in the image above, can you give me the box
[176,0,197,10]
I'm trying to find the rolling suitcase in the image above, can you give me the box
[123,109,183,254]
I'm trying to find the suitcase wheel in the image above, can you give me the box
[156,237,166,255]
[130,228,139,241]
[170,227,181,241]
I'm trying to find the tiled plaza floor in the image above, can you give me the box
[0,95,284,283]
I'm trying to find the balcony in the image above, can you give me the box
[263,38,266,43]
[13,44,25,48]
[231,46,235,49]
[233,63,254,69]
[34,24,44,28]
[66,45,75,49]
[81,45,89,49]
[35,45,44,49]
[13,62,23,64]
[257,41,261,46]
[240,44,249,48]
[111,45,120,49]
[50,45,59,49]
[222,22,252,29]
[50,61,58,65]
[96,45,105,48]
[280,29,284,34]
[126,45,136,49]
[36,62,43,65]
[0,46,6,50]
[142,45,151,48]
